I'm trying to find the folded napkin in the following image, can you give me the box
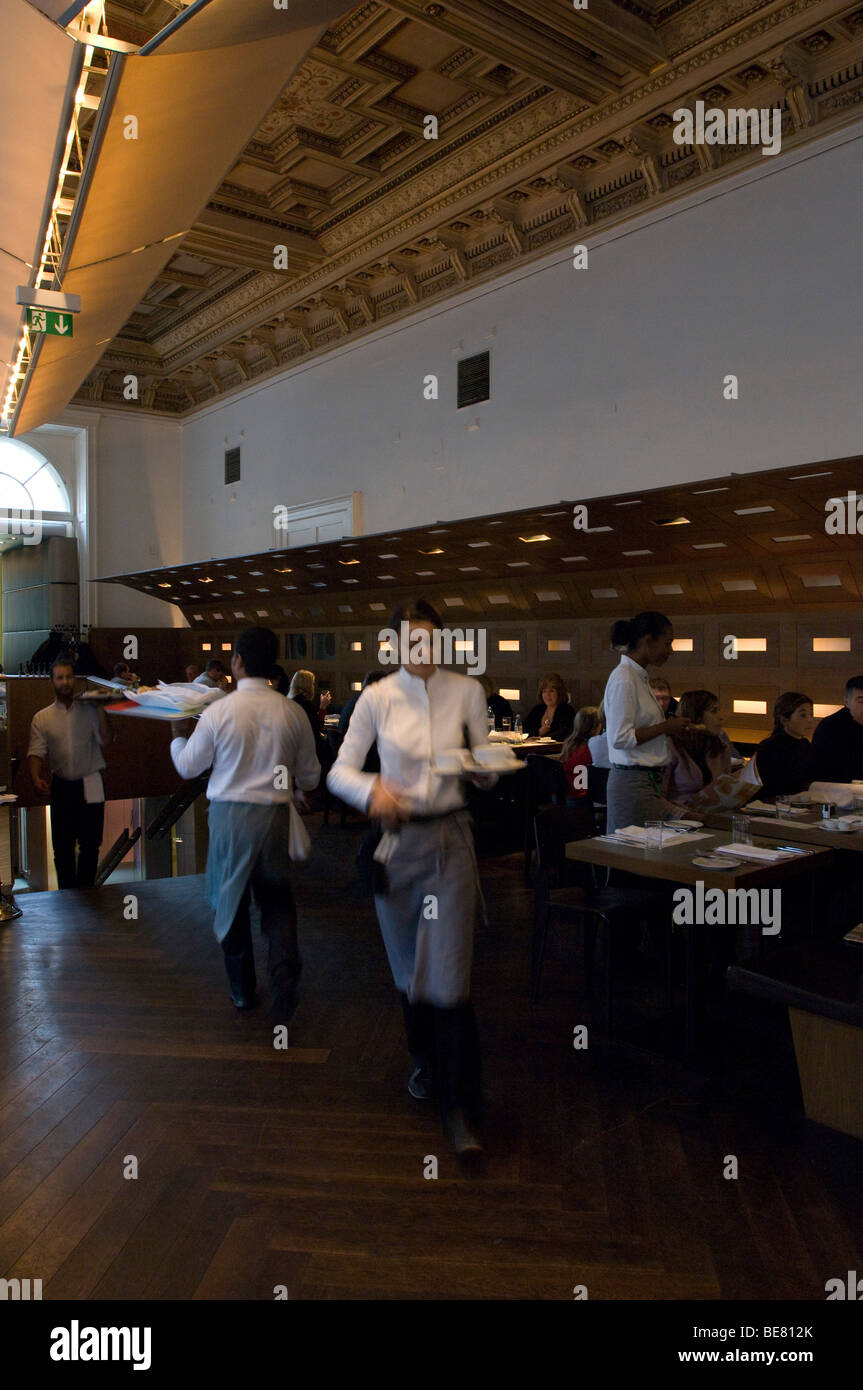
[743,799,807,815]
[487,731,523,744]
[808,781,860,810]
[715,842,795,862]
[613,825,713,848]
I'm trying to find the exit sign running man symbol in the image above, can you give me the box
[26,308,73,337]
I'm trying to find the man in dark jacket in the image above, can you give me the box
[812,676,863,782]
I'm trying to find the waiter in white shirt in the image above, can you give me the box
[602,610,691,833]
[170,627,319,1020]
[27,654,110,889]
[328,599,494,1159]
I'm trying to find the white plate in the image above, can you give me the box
[692,855,743,869]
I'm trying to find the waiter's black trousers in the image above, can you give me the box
[50,777,104,889]
[401,994,483,1127]
[221,872,301,1010]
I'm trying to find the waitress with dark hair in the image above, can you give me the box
[602,611,691,833]
[753,692,816,797]
[328,599,493,1160]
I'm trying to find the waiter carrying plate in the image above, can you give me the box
[170,626,319,1020]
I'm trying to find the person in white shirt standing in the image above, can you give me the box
[602,611,691,833]
[170,627,319,1020]
[27,654,111,889]
[328,600,494,1160]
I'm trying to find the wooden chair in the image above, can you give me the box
[531,804,664,1035]
[587,764,609,835]
[523,754,581,877]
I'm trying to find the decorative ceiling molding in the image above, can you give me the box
[73,0,863,416]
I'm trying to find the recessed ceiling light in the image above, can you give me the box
[613,499,642,507]
[690,486,729,495]
[379,553,398,559]
[734,505,774,516]
[787,470,832,480]
[199,577,212,583]
[772,534,812,542]
[459,566,480,572]
[339,559,360,565]
[377,574,395,580]
[256,587,270,593]
[692,542,725,550]
[540,510,567,517]
[507,562,530,567]
[653,516,691,526]
[275,567,292,573]
[416,570,434,576]
[308,564,325,569]
[468,541,491,548]
[419,548,444,555]
[562,556,587,562]
[519,534,551,543]
[343,578,358,584]
[248,571,263,576]
[158,582,171,588]
[623,549,652,557]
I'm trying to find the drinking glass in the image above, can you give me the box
[775,797,792,817]
[644,819,664,853]
[732,814,752,845]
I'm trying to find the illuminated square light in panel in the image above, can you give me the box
[499,688,520,701]
[772,534,812,543]
[256,610,268,617]
[591,588,618,598]
[814,703,842,718]
[351,681,362,692]
[671,638,694,652]
[212,612,223,620]
[487,595,510,604]
[735,638,767,652]
[547,639,570,652]
[693,542,726,550]
[802,574,841,588]
[536,591,561,602]
[221,643,231,652]
[734,505,774,515]
[498,640,520,652]
[733,699,767,715]
[722,579,757,592]
[812,637,851,652]
[350,641,363,651]
[369,603,386,611]
[444,597,464,606]
[518,534,551,543]
[201,643,212,652]
[338,559,360,566]
[652,584,683,595]
[233,590,244,595]
[623,550,652,557]
[454,640,474,652]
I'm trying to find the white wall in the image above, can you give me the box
[179,124,863,560]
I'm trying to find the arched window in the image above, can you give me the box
[0,438,72,517]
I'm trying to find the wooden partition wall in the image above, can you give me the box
[173,606,857,747]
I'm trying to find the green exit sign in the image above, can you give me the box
[26,307,74,337]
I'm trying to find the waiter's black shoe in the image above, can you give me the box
[408,1067,437,1101]
[231,991,258,1011]
[443,1108,484,1160]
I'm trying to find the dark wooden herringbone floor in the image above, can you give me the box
[1,817,861,1300]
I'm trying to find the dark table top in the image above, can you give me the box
[704,806,863,853]
[565,828,834,889]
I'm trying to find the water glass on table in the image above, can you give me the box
[732,813,752,845]
[643,819,664,853]
[775,796,792,818]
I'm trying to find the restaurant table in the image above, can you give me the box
[511,738,563,759]
[565,829,835,1070]
[704,805,863,853]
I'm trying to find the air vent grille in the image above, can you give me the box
[224,447,241,485]
[457,351,490,409]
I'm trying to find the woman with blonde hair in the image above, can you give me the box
[523,672,575,741]
[288,669,326,762]
[559,706,599,800]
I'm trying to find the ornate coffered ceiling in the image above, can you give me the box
[78,0,863,415]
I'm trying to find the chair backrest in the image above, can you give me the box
[524,754,569,809]
[587,764,609,804]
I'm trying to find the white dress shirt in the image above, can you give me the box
[170,677,319,803]
[603,654,669,767]
[587,732,611,770]
[328,665,492,815]
[28,700,105,782]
